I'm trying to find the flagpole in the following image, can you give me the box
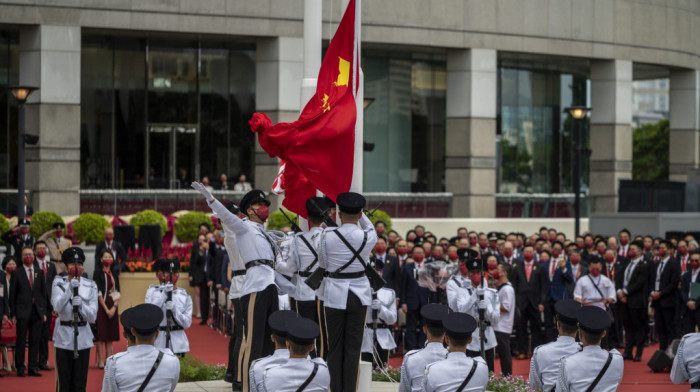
[347,0,363,194]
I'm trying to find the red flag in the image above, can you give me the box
[249,0,359,218]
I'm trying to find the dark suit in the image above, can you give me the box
[543,260,573,342]
[680,269,700,334]
[603,260,625,348]
[9,265,47,373]
[566,264,588,298]
[616,258,649,357]
[650,257,681,350]
[35,259,57,367]
[511,261,546,355]
[399,262,434,351]
[94,240,128,278]
[207,243,225,325]
[378,254,400,291]
[1,231,35,258]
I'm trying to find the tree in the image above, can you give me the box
[633,120,669,180]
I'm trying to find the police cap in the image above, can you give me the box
[53,222,66,230]
[306,197,328,219]
[161,259,180,272]
[457,248,479,262]
[555,299,582,326]
[420,303,450,329]
[18,218,31,227]
[487,232,498,241]
[268,310,299,338]
[442,312,477,340]
[239,189,270,214]
[577,305,611,334]
[286,317,320,345]
[120,303,163,336]
[225,200,240,215]
[62,247,85,264]
[466,257,487,272]
[336,192,366,214]
[323,196,336,208]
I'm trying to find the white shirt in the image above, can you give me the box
[362,288,397,352]
[262,357,330,392]
[145,287,193,354]
[530,336,580,391]
[422,352,489,392]
[573,275,616,310]
[101,345,180,392]
[318,215,377,309]
[288,227,323,301]
[222,221,246,300]
[446,278,499,351]
[51,276,98,351]
[671,332,700,390]
[556,346,623,392]
[23,264,34,284]
[493,282,515,334]
[399,342,448,392]
[249,349,290,392]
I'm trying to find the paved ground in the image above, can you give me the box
[175,380,399,391]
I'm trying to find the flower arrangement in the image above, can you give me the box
[178,355,226,382]
[125,247,155,272]
[162,243,192,273]
[371,365,401,382]
[488,373,543,392]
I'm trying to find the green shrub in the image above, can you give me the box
[368,209,392,233]
[372,366,401,382]
[72,213,111,244]
[0,213,9,241]
[178,355,226,382]
[175,211,211,243]
[28,211,65,238]
[266,209,297,231]
[130,209,168,237]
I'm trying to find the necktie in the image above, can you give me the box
[550,261,556,280]
[42,261,47,281]
[526,263,532,281]
[29,268,34,289]
[682,257,687,273]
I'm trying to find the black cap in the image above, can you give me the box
[487,231,498,241]
[336,192,366,214]
[370,257,384,271]
[62,247,85,264]
[442,312,477,340]
[159,259,180,272]
[120,303,163,336]
[18,218,30,227]
[53,222,66,229]
[466,257,487,272]
[457,248,479,262]
[239,189,270,214]
[498,232,507,240]
[420,303,450,328]
[554,299,582,326]
[268,310,299,338]
[323,195,336,208]
[630,240,644,250]
[225,200,240,215]
[306,197,328,219]
[286,317,320,345]
[577,305,611,334]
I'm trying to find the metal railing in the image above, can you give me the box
[496,193,589,218]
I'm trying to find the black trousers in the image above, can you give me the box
[199,283,210,322]
[495,331,513,375]
[684,307,700,334]
[211,289,219,326]
[404,307,425,352]
[543,300,557,343]
[361,347,388,369]
[226,297,245,383]
[608,303,624,348]
[15,310,42,372]
[623,304,647,357]
[655,304,676,351]
[56,347,90,392]
[240,285,278,392]
[516,303,543,356]
[39,312,51,366]
[467,348,495,373]
[324,292,367,392]
[290,297,327,359]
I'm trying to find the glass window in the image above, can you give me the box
[0,30,19,190]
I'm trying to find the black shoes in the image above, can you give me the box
[38,364,53,371]
[224,373,233,383]
[28,369,43,376]
[231,381,243,391]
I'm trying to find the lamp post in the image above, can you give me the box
[565,106,591,238]
[9,86,38,221]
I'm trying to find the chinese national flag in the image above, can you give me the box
[249,0,360,218]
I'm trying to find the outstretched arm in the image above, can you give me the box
[192,182,248,236]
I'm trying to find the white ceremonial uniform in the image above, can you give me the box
[249,348,290,392]
[278,294,291,310]
[556,346,623,392]
[362,287,398,353]
[51,275,98,350]
[262,357,330,392]
[671,332,700,391]
[445,276,472,310]
[573,275,616,310]
[289,227,323,301]
[446,278,499,351]
[399,342,448,392]
[529,336,581,391]
[422,352,489,392]
[223,220,246,301]
[145,286,193,354]
[101,345,180,392]
[493,282,515,334]
[318,214,377,309]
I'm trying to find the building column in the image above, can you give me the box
[254,37,303,207]
[669,70,700,181]
[589,60,633,213]
[21,25,81,216]
[445,49,497,217]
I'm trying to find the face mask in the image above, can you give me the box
[36,250,47,259]
[491,271,500,280]
[448,253,458,262]
[585,240,594,248]
[658,249,667,258]
[552,249,561,258]
[470,273,481,287]
[396,248,407,256]
[589,268,601,277]
[487,261,497,270]
[604,254,614,263]
[478,240,488,249]
[157,271,165,282]
[407,235,416,242]
[489,241,497,249]
[6,265,16,274]
[517,240,523,248]
[413,254,424,263]
[105,234,114,242]
[22,256,34,266]
[254,206,270,221]
[375,245,387,254]
[102,259,113,267]
[540,257,549,263]
[169,274,179,285]
[69,265,84,278]
[691,261,700,270]
[620,238,629,246]
[432,251,443,259]
[376,227,385,235]
[459,263,469,276]
[644,244,651,251]
[388,237,395,245]
[535,244,542,252]
[20,228,28,235]
[459,233,467,239]
[570,255,581,265]
[597,248,606,255]
[523,253,534,262]
[503,249,513,258]
[469,238,477,246]
[576,242,584,249]
[679,246,688,255]
[542,234,549,242]
[627,250,637,259]
[55,231,63,238]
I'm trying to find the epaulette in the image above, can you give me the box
[310,357,328,367]
[404,349,421,361]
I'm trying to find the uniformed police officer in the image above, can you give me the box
[446,248,500,372]
[556,306,624,392]
[249,310,298,392]
[262,317,330,391]
[316,191,377,392]
[361,258,397,368]
[422,312,489,392]
[671,332,700,390]
[145,259,193,356]
[51,247,98,392]
[101,303,180,392]
[530,299,582,392]
[399,303,450,392]
[192,182,284,392]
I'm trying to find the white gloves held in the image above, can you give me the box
[371,299,381,310]
[165,301,174,311]
[478,300,488,310]
[72,296,82,307]
[191,181,214,201]
[70,279,80,289]
[164,283,174,293]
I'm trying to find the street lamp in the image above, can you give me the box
[9,86,38,221]
[565,106,591,238]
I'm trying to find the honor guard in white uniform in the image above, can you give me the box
[556,306,624,392]
[249,310,298,392]
[361,258,397,368]
[101,304,180,392]
[447,249,499,372]
[193,182,284,392]
[399,304,450,392]
[52,247,98,392]
[671,332,700,391]
[316,192,378,392]
[530,299,582,392]
[262,317,330,392]
[422,312,489,392]
[145,259,193,355]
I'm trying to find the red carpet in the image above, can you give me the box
[0,322,688,391]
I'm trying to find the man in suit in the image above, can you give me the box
[375,236,399,291]
[616,240,649,361]
[94,227,127,277]
[511,244,547,359]
[543,254,573,342]
[617,229,631,259]
[9,246,47,377]
[566,249,588,298]
[681,250,700,334]
[206,230,225,328]
[650,240,681,351]
[602,247,625,348]
[38,222,72,267]
[2,219,35,257]
[33,241,56,370]
[400,247,433,351]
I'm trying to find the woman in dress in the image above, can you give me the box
[93,250,120,368]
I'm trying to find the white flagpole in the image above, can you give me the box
[344,0,363,194]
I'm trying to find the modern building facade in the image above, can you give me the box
[0,0,698,217]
